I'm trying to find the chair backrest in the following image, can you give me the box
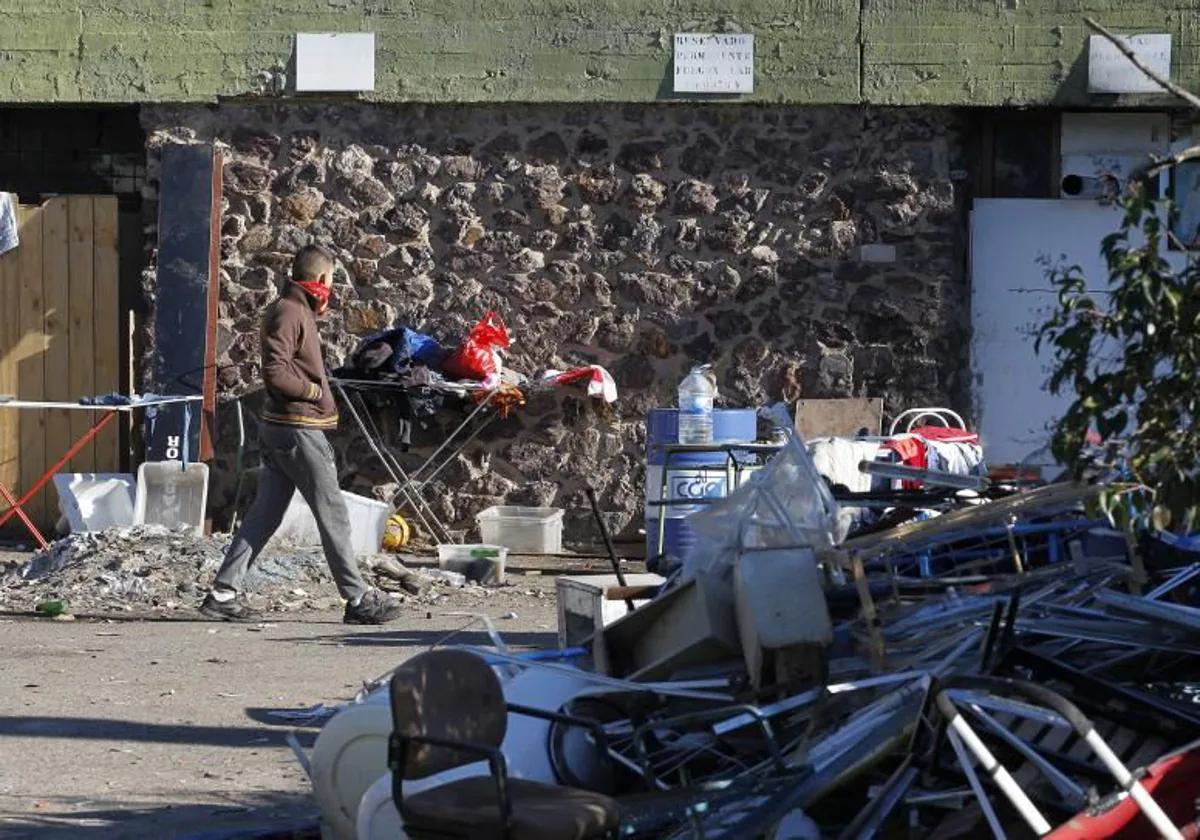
[389,648,507,779]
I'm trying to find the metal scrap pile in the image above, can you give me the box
[328,405,1200,840]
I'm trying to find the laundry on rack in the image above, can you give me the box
[540,365,618,404]
[0,192,18,256]
[345,325,446,376]
[809,438,881,493]
[926,439,986,476]
[79,392,170,407]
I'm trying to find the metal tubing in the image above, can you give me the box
[946,713,1052,835]
[946,727,1007,839]
[334,383,450,545]
[0,480,48,550]
[1083,729,1185,840]
[0,410,116,530]
[963,704,1088,810]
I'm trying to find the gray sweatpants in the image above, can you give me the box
[214,423,368,602]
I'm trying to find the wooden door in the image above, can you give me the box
[0,196,121,535]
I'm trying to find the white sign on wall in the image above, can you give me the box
[673,33,754,94]
[295,33,376,93]
[1087,33,1172,94]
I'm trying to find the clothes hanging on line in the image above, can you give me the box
[0,193,18,256]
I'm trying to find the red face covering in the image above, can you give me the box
[294,279,332,310]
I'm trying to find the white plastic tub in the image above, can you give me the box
[275,490,389,557]
[436,543,508,584]
[476,506,564,554]
[134,462,209,537]
[53,473,136,533]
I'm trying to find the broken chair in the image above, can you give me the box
[388,648,621,840]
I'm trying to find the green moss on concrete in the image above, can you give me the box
[0,0,1196,105]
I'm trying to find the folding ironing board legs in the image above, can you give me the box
[0,409,117,549]
[332,381,452,545]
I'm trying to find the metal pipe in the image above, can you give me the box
[946,727,1007,839]
[947,712,1052,835]
[964,703,1088,810]
[1083,729,1185,840]
[858,459,990,491]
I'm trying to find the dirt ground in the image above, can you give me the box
[0,573,562,840]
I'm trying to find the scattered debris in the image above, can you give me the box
[0,525,542,616]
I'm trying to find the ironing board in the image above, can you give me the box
[0,395,204,549]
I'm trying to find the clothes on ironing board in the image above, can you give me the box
[882,435,928,490]
[809,438,882,493]
[910,425,979,445]
[926,439,985,476]
[0,193,17,256]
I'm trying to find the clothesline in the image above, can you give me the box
[0,396,205,412]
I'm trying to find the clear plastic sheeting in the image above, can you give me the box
[681,404,841,585]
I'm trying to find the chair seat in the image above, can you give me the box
[402,776,619,840]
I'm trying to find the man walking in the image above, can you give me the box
[201,244,403,625]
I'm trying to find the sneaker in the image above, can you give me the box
[343,589,404,625]
[199,592,262,623]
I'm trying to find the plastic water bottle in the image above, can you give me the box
[677,365,715,445]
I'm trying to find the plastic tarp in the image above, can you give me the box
[681,404,842,586]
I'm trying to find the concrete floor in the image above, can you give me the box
[0,594,560,839]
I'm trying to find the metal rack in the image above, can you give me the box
[648,442,783,557]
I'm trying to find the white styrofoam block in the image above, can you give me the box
[53,473,136,533]
[295,33,376,92]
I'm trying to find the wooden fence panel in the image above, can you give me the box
[0,196,121,535]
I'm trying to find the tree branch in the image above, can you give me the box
[1084,17,1200,111]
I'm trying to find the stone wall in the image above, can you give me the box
[141,103,970,543]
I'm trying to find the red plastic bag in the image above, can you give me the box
[442,311,511,381]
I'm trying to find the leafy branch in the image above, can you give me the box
[1037,19,1200,531]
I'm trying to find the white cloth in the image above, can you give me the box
[541,366,618,403]
[926,440,985,476]
[809,438,881,493]
[0,193,17,255]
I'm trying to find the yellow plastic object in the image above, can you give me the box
[382,513,410,551]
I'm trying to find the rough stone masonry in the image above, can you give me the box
[140,103,970,543]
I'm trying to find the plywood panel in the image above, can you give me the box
[68,196,96,474]
[93,197,120,474]
[795,398,884,439]
[41,198,71,525]
[17,206,47,530]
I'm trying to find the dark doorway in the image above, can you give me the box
[0,106,147,473]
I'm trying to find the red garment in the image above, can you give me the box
[293,279,331,307]
[882,436,927,490]
[883,436,927,469]
[909,425,979,445]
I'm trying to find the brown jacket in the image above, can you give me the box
[260,284,338,429]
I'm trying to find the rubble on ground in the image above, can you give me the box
[0,525,541,616]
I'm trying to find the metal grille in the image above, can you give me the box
[0,107,145,211]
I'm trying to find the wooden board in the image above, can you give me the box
[795,398,883,439]
[41,198,71,522]
[68,196,95,474]
[16,206,47,529]
[93,197,120,473]
[0,224,18,499]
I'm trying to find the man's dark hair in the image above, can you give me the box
[292,244,335,283]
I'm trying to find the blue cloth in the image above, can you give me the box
[353,326,445,373]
